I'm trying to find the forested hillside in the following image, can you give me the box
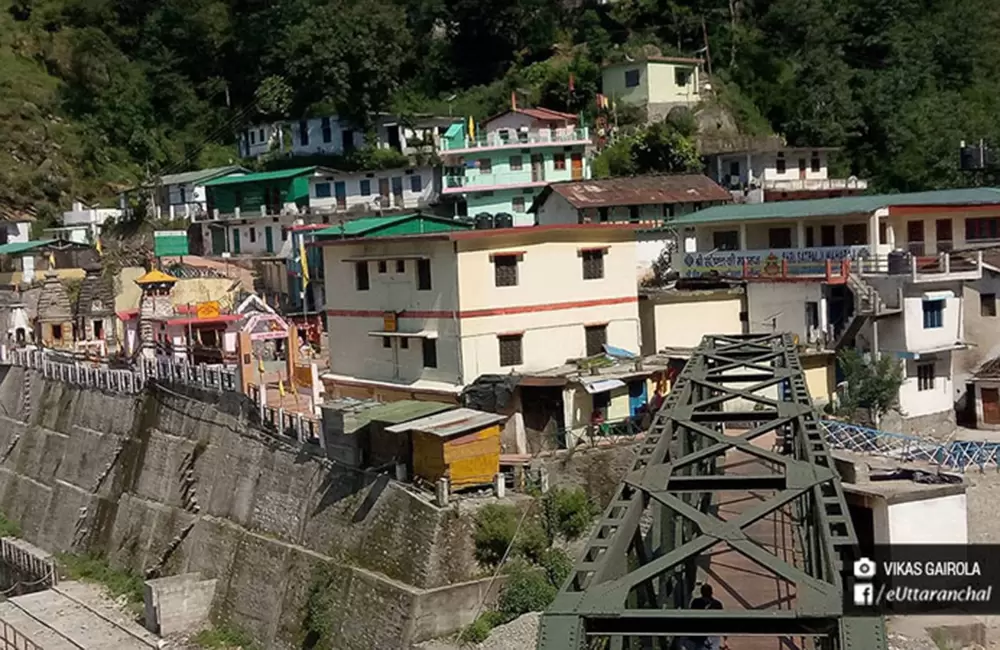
[3,0,1000,226]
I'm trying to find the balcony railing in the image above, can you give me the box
[855,250,983,283]
[441,127,590,152]
[680,245,868,280]
[762,177,869,192]
[443,171,555,191]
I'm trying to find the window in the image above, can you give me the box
[768,227,792,249]
[494,255,519,287]
[966,218,1000,241]
[805,302,819,330]
[315,182,332,198]
[321,117,332,143]
[585,325,607,357]
[842,223,867,246]
[509,156,523,171]
[250,130,256,144]
[728,161,740,177]
[582,249,605,280]
[281,229,288,242]
[299,120,309,147]
[810,152,821,173]
[355,262,370,291]
[249,227,256,243]
[982,293,997,317]
[410,175,422,193]
[923,300,944,329]
[360,180,371,196]
[598,207,609,223]
[422,338,437,368]
[917,363,935,391]
[936,219,953,249]
[798,158,807,174]
[512,196,525,213]
[628,206,640,223]
[417,259,432,291]
[554,154,566,170]
[396,259,405,273]
[52,324,62,340]
[624,69,640,88]
[400,337,408,349]
[377,260,387,273]
[498,334,523,367]
[259,128,264,141]
[674,68,691,86]
[776,153,786,174]
[713,230,739,251]
[382,336,391,349]
[821,225,836,247]
[478,159,492,174]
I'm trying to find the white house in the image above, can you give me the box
[153,166,247,219]
[0,203,35,245]
[238,123,284,159]
[307,166,440,214]
[701,141,868,204]
[54,202,123,243]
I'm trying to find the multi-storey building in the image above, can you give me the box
[600,56,703,123]
[701,138,868,203]
[671,188,1000,434]
[439,107,592,227]
[317,222,640,402]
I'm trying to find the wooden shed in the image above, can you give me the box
[386,408,505,490]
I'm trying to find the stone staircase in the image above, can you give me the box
[833,274,900,349]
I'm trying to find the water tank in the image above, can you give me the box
[493,212,514,229]
[474,213,494,230]
[887,249,908,275]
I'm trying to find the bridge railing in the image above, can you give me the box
[822,419,1000,472]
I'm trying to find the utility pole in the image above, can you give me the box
[701,17,713,77]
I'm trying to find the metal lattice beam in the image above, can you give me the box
[537,334,887,650]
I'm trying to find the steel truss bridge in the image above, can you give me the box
[538,334,887,650]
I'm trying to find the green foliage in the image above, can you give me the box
[0,512,21,538]
[539,547,573,588]
[57,553,145,606]
[496,562,558,622]
[836,349,905,423]
[593,119,700,179]
[193,623,259,650]
[473,503,520,569]
[542,487,596,542]
[461,610,505,644]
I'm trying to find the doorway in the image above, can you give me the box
[378,178,390,208]
[983,387,1000,425]
[798,158,807,180]
[571,153,583,181]
[265,226,274,254]
[211,227,226,255]
[907,220,925,256]
[531,155,544,182]
[232,228,241,254]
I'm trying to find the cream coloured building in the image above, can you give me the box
[319,224,641,401]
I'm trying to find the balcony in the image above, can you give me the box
[441,127,590,153]
[762,178,869,192]
[680,245,868,281]
[856,250,983,283]
[443,171,555,194]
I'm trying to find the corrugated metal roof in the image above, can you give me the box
[313,213,471,238]
[159,165,246,187]
[359,400,454,426]
[0,240,54,255]
[670,187,1000,225]
[384,408,506,437]
[202,166,318,187]
[975,357,1000,380]
[542,175,731,210]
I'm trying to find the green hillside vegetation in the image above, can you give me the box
[3,0,1000,231]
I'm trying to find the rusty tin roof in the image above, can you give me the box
[537,175,731,210]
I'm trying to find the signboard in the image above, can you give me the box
[246,313,290,341]
[196,301,220,319]
[383,311,398,333]
[682,245,868,277]
[154,230,190,257]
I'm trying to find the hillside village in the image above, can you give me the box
[1,17,1000,650]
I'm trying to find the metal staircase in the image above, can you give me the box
[833,273,901,349]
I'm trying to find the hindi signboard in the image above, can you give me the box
[154,230,190,257]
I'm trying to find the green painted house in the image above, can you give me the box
[203,166,319,216]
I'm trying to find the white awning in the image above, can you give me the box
[368,330,438,339]
[582,378,626,394]
[922,290,954,301]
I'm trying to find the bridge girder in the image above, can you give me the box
[537,333,886,650]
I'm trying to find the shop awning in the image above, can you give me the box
[922,290,954,301]
[582,378,626,394]
[368,330,438,339]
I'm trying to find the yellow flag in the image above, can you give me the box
[299,238,310,289]
[467,115,475,141]
[278,379,286,397]
[257,358,264,374]
[95,237,103,257]
[48,252,56,269]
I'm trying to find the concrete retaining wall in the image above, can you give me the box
[0,365,485,648]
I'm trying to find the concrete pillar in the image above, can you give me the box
[494,473,506,498]
[260,204,267,217]
[435,478,450,506]
[277,407,285,436]
[236,331,253,395]
[169,205,176,220]
[738,223,748,250]
[868,213,880,256]
[538,468,550,494]
[295,414,305,443]
[395,463,407,482]
[234,207,241,219]
[796,220,806,249]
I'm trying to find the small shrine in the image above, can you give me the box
[74,263,117,356]
[135,268,179,358]
[35,272,75,349]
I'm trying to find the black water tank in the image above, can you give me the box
[474,213,494,229]
[494,212,514,229]
[887,249,908,275]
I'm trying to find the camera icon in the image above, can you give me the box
[853,557,876,579]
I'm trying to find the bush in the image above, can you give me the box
[193,624,258,649]
[57,553,145,606]
[460,611,505,645]
[473,503,520,568]
[497,563,557,623]
[514,518,551,565]
[540,547,573,588]
[0,512,21,538]
[543,487,596,542]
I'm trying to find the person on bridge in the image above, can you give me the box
[689,583,728,650]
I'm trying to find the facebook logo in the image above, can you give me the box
[853,583,875,606]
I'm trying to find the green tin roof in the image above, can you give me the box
[356,400,455,428]
[202,166,318,187]
[0,239,55,255]
[313,213,473,239]
[670,187,1000,226]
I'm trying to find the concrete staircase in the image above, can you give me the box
[834,274,901,349]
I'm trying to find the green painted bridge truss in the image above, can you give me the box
[538,333,886,650]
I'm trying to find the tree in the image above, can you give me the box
[836,349,904,425]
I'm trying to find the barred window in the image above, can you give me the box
[494,255,519,287]
[585,325,607,357]
[582,250,605,280]
[498,334,523,367]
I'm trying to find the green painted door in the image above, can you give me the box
[232,228,241,254]
[265,226,274,253]
[211,228,226,255]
